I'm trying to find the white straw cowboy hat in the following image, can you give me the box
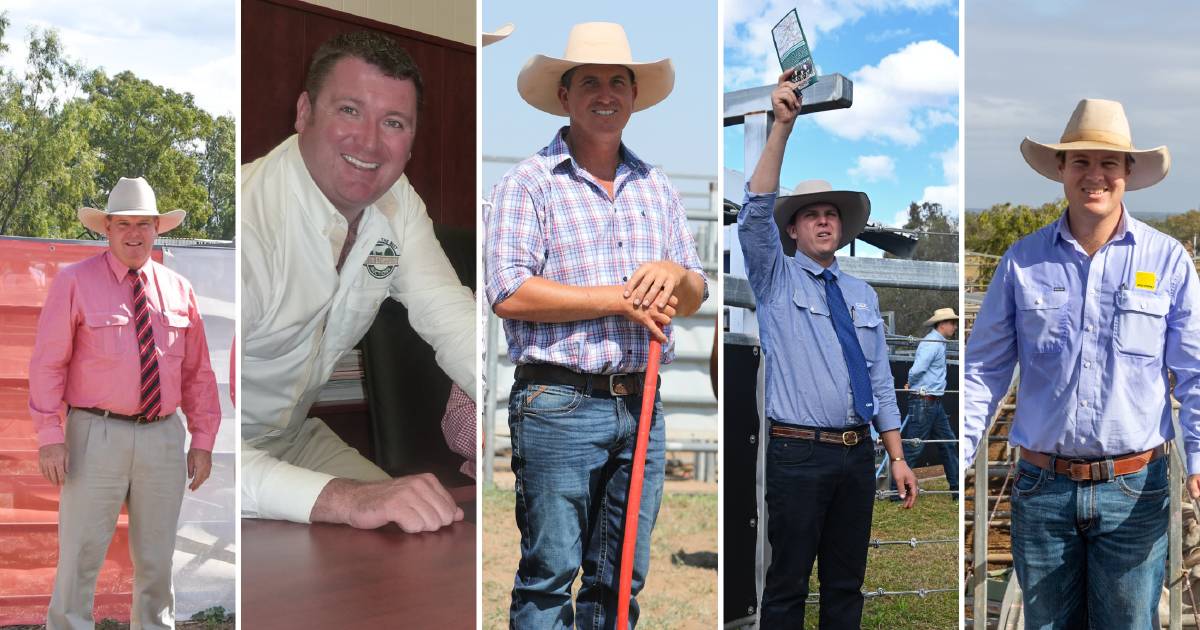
[773,180,871,256]
[79,177,186,235]
[924,308,958,327]
[1019,98,1170,191]
[483,23,514,47]
[517,22,674,116]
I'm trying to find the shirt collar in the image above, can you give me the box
[105,250,152,283]
[794,249,842,279]
[1054,204,1137,250]
[540,126,649,176]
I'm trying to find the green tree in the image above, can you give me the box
[0,23,100,237]
[198,115,235,240]
[875,201,959,337]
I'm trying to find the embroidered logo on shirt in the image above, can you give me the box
[1135,271,1156,291]
[1052,287,1066,292]
[365,238,400,279]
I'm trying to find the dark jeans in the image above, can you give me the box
[507,381,666,630]
[761,422,875,629]
[890,396,959,496]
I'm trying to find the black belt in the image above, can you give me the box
[75,407,170,425]
[514,364,656,397]
[769,422,872,446]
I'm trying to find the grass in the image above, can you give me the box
[805,475,959,629]
[483,486,717,629]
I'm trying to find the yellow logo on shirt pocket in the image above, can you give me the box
[1135,271,1156,291]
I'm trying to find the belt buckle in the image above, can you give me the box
[842,430,860,446]
[608,374,629,396]
[134,414,155,425]
[1065,458,1091,481]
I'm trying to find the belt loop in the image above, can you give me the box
[1047,454,1057,480]
[1106,458,1116,482]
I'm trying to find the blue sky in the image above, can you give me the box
[725,0,960,237]
[0,0,235,117]
[965,0,1199,214]
[482,0,718,194]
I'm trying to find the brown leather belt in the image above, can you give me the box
[75,406,170,425]
[1020,444,1168,482]
[769,424,871,447]
[514,364,656,398]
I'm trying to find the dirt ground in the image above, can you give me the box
[483,476,717,629]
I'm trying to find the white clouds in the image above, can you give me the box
[848,154,896,182]
[920,141,960,214]
[811,40,958,145]
[867,27,913,43]
[723,0,954,90]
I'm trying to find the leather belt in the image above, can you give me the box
[769,423,871,447]
[514,364,655,397]
[1020,444,1168,482]
[75,406,170,425]
[912,394,941,402]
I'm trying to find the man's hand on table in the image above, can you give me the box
[311,473,465,532]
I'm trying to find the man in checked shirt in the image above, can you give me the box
[485,22,707,629]
[964,99,1200,628]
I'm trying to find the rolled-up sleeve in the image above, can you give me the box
[485,169,545,307]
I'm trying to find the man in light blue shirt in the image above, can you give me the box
[892,308,958,499]
[738,71,918,629]
[963,99,1200,629]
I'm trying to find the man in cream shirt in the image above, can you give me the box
[241,31,474,530]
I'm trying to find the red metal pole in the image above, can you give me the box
[615,337,663,630]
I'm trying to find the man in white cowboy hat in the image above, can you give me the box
[240,31,473,531]
[737,72,917,628]
[484,21,707,628]
[28,176,221,629]
[963,98,1200,627]
[890,307,959,500]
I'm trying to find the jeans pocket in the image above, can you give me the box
[519,383,583,416]
[1011,461,1047,499]
[768,438,814,467]
[1116,458,1169,499]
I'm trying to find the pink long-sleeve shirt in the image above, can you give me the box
[28,251,221,450]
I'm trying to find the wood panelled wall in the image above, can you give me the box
[240,0,476,228]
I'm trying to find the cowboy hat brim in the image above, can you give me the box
[483,23,514,46]
[517,54,675,116]
[773,190,870,257]
[79,207,186,236]
[1020,137,1171,191]
[924,313,958,326]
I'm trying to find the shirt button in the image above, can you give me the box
[623,276,628,282]
[1084,361,1091,368]
[1080,437,1087,444]
[1035,297,1043,305]
[1080,400,1088,407]
[1086,325,1094,332]
[618,241,623,247]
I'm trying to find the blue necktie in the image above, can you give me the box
[820,269,874,422]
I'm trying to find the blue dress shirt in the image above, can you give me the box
[738,187,901,433]
[962,209,1200,472]
[909,329,948,396]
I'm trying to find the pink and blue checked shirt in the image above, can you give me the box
[485,127,708,373]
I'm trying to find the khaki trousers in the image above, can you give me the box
[47,408,186,630]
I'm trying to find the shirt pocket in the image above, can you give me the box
[1015,289,1069,353]
[851,303,884,363]
[163,310,190,357]
[82,311,130,356]
[1113,290,1169,358]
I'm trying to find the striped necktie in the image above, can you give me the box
[129,269,161,420]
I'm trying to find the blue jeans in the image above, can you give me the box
[508,380,666,630]
[761,425,875,629]
[1010,455,1169,629]
[891,396,958,496]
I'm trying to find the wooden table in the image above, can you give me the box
[242,485,476,629]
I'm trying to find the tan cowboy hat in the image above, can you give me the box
[773,180,871,256]
[517,22,674,116]
[78,177,186,235]
[483,23,514,47]
[924,308,958,327]
[1019,99,1170,191]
